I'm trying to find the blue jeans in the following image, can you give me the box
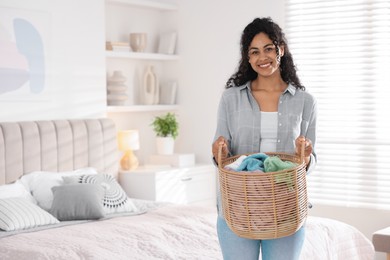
[217,216,305,260]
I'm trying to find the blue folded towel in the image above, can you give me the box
[236,153,269,172]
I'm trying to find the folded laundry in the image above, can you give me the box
[236,153,269,172]
[224,155,247,171]
[264,156,297,172]
[264,156,297,188]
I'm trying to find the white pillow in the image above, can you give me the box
[0,198,59,232]
[64,173,138,214]
[0,181,36,203]
[20,167,98,211]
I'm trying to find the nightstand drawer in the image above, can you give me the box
[182,172,215,203]
[119,164,216,206]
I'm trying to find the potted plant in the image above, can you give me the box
[151,112,179,155]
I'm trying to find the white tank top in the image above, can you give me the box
[260,111,278,153]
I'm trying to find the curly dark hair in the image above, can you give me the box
[226,17,304,90]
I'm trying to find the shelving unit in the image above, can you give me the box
[105,0,179,113]
[106,0,178,11]
[107,104,179,113]
[106,51,179,61]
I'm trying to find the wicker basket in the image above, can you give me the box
[217,144,308,239]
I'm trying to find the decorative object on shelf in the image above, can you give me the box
[118,130,140,171]
[111,41,130,52]
[107,70,128,106]
[129,33,147,52]
[142,65,159,105]
[157,32,177,55]
[106,41,113,51]
[151,112,179,155]
[159,81,177,105]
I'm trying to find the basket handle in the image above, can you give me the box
[217,143,223,169]
[299,138,306,164]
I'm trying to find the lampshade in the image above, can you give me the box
[118,130,140,151]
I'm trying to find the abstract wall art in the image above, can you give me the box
[0,7,49,99]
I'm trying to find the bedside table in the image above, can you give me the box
[119,164,217,206]
[372,227,390,260]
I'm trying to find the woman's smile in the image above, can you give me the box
[259,62,272,68]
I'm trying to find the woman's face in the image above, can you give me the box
[247,32,284,78]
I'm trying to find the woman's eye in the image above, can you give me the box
[249,50,259,56]
[265,47,274,52]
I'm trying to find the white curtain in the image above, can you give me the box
[285,0,390,210]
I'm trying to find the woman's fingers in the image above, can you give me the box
[212,136,229,159]
[295,136,312,157]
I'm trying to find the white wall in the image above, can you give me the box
[0,0,106,122]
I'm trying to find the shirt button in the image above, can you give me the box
[279,123,282,126]
[277,140,281,143]
[278,113,282,116]
[279,101,282,104]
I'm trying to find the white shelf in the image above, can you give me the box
[107,105,179,113]
[106,0,178,11]
[106,51,179,61]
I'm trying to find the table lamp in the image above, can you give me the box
[118,130,140,171]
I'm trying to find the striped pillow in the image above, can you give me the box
[0,198,59,232]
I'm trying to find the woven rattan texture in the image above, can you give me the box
[218,152,308,239]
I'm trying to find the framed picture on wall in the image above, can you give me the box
[157,32,177,55]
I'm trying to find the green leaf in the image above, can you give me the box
[151,112,179,139]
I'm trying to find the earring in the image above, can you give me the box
[276,55,281,64]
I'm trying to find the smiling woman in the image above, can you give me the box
[212,17,317,260]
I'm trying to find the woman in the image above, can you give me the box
[211,17,317,260]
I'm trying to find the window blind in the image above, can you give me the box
[285,0,390,210]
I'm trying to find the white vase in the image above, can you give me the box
[156,136,174,155]
[107,70,128,106]
[142,65,159,105]
[130,33,147,52]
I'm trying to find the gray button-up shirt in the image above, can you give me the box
[213,81,317,215]
[214,81,317,165]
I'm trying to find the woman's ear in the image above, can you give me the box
[278,45,285,57]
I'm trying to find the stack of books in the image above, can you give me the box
[106,41,130,52]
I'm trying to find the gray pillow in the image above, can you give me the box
[50,184,106,221]
[63,174,138,214]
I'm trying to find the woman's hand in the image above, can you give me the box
[295,136,313,166]
[212,136,230,162]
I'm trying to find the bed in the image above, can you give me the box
[0,118,375,260]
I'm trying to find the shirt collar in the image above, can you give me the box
[284,84,296,95]
[240,81,297,95]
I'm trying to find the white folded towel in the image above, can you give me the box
[224,155,247,171]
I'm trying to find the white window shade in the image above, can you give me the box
[285,0,390,210]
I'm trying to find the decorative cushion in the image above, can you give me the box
[64,173,138,214]
[19,168,98,210]
[50,184,106,221]
[0,198,59,232]
[0,181,36,203]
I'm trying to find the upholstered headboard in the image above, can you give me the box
[0,118,119,185]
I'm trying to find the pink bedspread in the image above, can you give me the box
[0,205,374,260]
